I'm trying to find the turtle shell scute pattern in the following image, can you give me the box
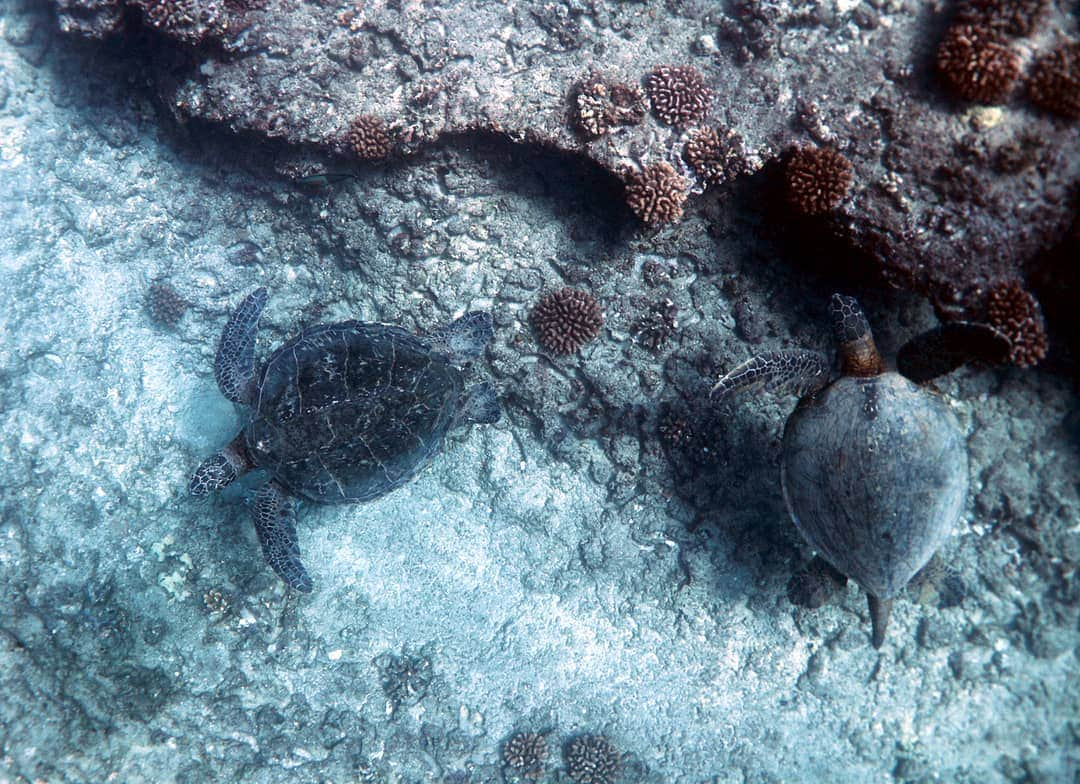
[246,322,464,503]
[780,372,968,600]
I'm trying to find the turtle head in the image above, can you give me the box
[829,294,884,377]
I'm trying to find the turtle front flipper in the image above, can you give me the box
[711,350,830,400]
[250,481,313,593]
[867,594,893,649]
[189,436,253,496]
[215,287,269,405]
[896,322,1010,384]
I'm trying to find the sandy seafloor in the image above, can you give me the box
[1,5,1078,784]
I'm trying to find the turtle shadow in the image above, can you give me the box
[645,361,804,594]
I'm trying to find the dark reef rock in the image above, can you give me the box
[48,0,1079,336]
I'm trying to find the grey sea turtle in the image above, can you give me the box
[712,294,1007,648]
[189,288,500,592]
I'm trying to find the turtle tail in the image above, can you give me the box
[867,593,893,649]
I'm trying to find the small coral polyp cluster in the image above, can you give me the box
[985,281,1049,368]
[783,146,853,216]
[502,731,548,777]
[531,288,604,355]
[565,734,621,784]
[683,126,747,187]
[139,0,227,45]
[501,731,621,782]
[936,23,1021,104]
[346,114,393,160]
[935,0,1077,118]
[573,73,646,138]
[645,64,713,127]
[1027,43,1080,120]
[145,280,189,327]
[623,162,688,226]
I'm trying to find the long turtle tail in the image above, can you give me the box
[215,287,269,405]
[867,594,893,649]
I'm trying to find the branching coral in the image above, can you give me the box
[346,114,393,160]
[784,146,852,215]
[985,281,1048,367]
[955,0,1047,38]
[683,126,747,187]
[531,288,604,355]
[573,73,646,138]
[623,162,688,226]
[936,24,1020,104]
[565,735,621,784]
[645,64,712,126]
[633,298,679,351]
[503,731,548,778]
[146,281,188,327]
[375,648,433,711]
[1026,42,1079,120]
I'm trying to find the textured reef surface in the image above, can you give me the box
[47,0,1080,337]
[1,0,1078,782]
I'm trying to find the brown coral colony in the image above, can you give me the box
[935,24,1020,104]
[503,731,548,777]
[624,162,688,226]
[683,126,747,187]
[146,281,189,326]
[531,288,604,355]
[347,114,392,160]
[1026,42,1080,120]
[955,0,1047,38]
[646,64,712,126]
[986,282,1048,368]
[574,73,646,138]
[565,734,621,784]
[784,146,852,215]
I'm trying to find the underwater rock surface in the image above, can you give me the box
[0,1,1078,782]
[48,0,1080,335]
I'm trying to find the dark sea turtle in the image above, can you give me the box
[189,288,500,592]
[712,294,1007,647]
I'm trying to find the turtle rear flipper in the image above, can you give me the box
[431,311,494,361]
[455,382,500,427]
[215,287,269,405]
[897,322,1010,384]
[250,482,313,593]
[712,350,830,400]
[189,436,252,496]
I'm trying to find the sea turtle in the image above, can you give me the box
[712,293,1007,648]
[189,288,500,592]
